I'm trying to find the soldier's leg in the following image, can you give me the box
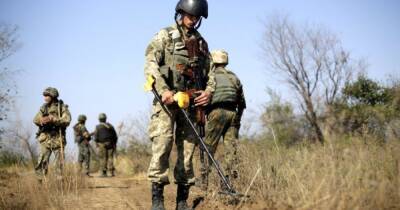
[148,104,175,210]
[35,144,51,180]
[97,143,107,176]
[223,125,239,180]
[78,144,84,173]
[201,109,230,189]
[107,146,115,176]
[147,104,175,184]
[174,110,200,209]
[85,146,91,174]
[84,145,91,174]
[174,110,199,186]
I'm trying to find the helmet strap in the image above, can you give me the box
[195,17,202,30]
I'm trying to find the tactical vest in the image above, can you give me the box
[96,123,116,143]
[38,101,66,135]
[211,67,239,105]
[159,25,209,92]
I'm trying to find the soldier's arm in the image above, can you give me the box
[205,55,216,93]
[33,110,43,126]
[73,125,83,143]
[144,29,170,95]
[234,78,246,127]
[54,105,71,127]
[237,79,246,110]
[93,126,99,142]
[110,125,118,144]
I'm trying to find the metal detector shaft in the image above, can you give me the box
[179,108,235,193]
[151,89,172,118]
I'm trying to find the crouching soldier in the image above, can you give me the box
[201,50,246,191]
[33,87,71,181]
[73,114,92,177]
[93,113,118,177]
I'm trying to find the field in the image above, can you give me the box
[1,136,399,210]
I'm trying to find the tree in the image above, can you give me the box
[0,23,21,137]
[261,16,355,143]
[260,89,305,146]
[334,75,399,139]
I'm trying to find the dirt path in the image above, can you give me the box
[2,169,259,209]
[63,175,221,210]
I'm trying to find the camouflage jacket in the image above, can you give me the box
[73,123,90,144]
[212,67,246,110]
[33,100,71,146]
[144,23,216,95]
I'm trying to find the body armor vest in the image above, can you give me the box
[211,67,238,105]
[159,25,209,93]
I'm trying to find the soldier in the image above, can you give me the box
[93,113,118,177]
[144,0,214,209]
[73,114,92,177]
[33,87,71,181]
[201,50,246,191]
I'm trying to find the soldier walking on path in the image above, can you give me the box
[93,113,118,177]
[73,114,92,177]
[201,50,247,191]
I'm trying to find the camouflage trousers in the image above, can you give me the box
[35,142,65,180]
[201,108,239,187]
[78,142,91,174]
[147,103,198,186]
[97,142,115,173]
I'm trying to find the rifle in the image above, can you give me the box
[185,36,207,182]
[58,101,64,170]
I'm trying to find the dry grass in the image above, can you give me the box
[0,164,88,210]
[202,136,400,209]
[1,136,399,209]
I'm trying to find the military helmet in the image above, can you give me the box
[175,0,208,19]
[78,114,87,122]
[211,50,229,65]
[98,113,107,121]
[43,87,59,98]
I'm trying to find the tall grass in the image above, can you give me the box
[0,164,88,210]
[1,136,399,209]
[204,136,400,209]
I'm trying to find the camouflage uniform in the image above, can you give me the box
[202,50,246,189]
[147,1,211,209]
[33,87,71,180]
[93,114,118,177]
[73,115,91,175]
[144,22,215,187]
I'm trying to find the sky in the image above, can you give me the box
[0,0,399,154]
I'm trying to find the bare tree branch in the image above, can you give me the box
[261,15,358,143]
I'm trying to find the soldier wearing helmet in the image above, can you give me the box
[93,113,118,177]
[73,114,92,177]
[200,50,246,191]
[33,87,71,181]
[143,0,214,209]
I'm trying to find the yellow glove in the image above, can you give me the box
[144,75,155,91]
[173,92,190,109]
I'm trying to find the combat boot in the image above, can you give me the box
[151,183,165,210]
[110,169,115,177]
[176,184,192,210]
[100,170,107,177]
